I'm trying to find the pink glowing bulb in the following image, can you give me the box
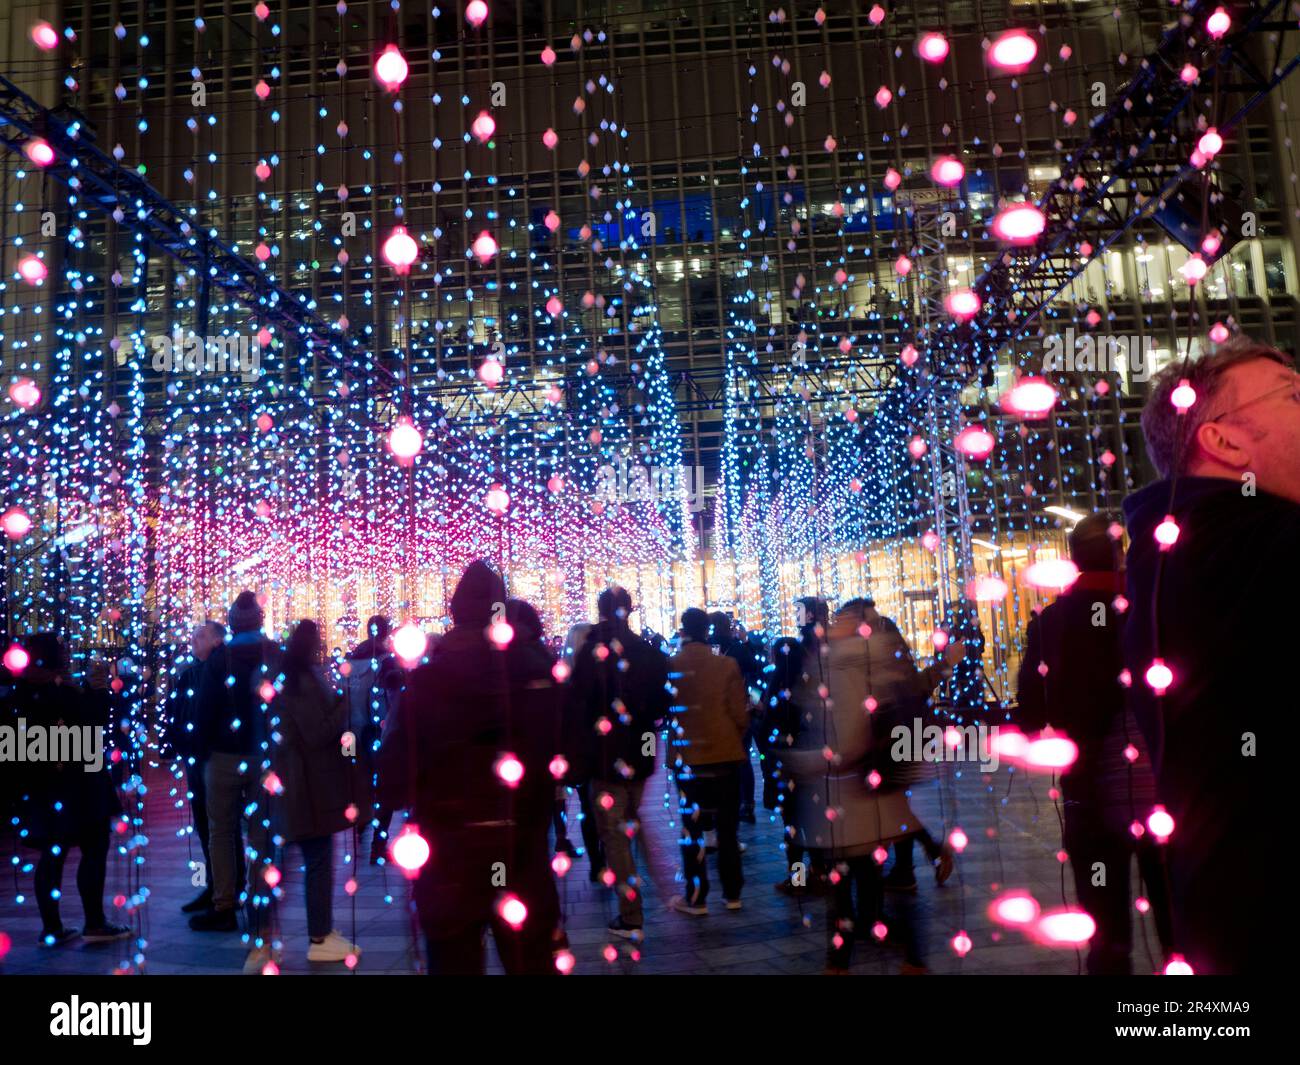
[488,620,515,650]
[948,827,969,852]
[1145,659,1173,695]
[1170,380,1197,411]
[9,378,42,408]
[867,5,885,26]
[254,2,270,20]
[1023,558,1080,591]
[1146,805,1175,843]
[545,295,563,317]
[945,288,981,320]
[478,358,504,386]
[551,852,572,877]
[388,417,423,460]
[25,138,55,168]
[917,33,949,63]
[393,623,427,665]
[471,111,496,143]
[894,255,913,277]
[31,22,60,50]
[382,226,418,273]
[254,242,272,262]
[391,826,431,875]
[991,203,1046,244]
[374,45,408,91]
[883,167,902,191]
[254,80,270,101]
[465,0,489,28]
[871,922,888,941]
[990,729,1029,762]
[546,474,564,494]
[603,945,618,963]
[1179,255,1208,284]
[921,530,940,552]
[544,210,561,232]
[541,45,557,66]
[866,769,882,789]
[951,931,973,957]
[1206,7,1230,39]
[930,155,965,187]
[1036,909,1096,945]
[1164,954,1195,976]
[1001,376,1057,418]
[485,484,511,515]
[990,891,1040,926]
[907,436,928,459]
[264,864,282,889]
[874,86,892,108]
[3,644,30,674]
[1197,128,1223,159]
[17,254,47,285]
[1025,735,1079,771]
[1154,516,1180,549]
[900,343,919,367]
[548,754,569,779]
[1209,322,1230,344]
[931,630,950,652]
[1180,64,1199,85]
[954,424,996,460]
[542,128,559,149]
[495,752,524,786]
[256,327,273,348]
[2,507,33,540]
[258,681,277,703]
[988,29,1038,70]
[1201,232,1222,256]
[968,575,1009,603]
[472,231,498,263]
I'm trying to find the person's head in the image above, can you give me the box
[364,615,391,647]
[1068,513,1119,573]
[706,611,731,647]
[795,596,828,639]
[284,619,322,674]
[596,585,633,628]
[450,560,506,629]
[1141,340,1300,502]
[769,636,804,689]
[680,607,710,644]
[192,620,226,661]
[228,590,264,635]
[505,598,544,645]
[837,596,875,619]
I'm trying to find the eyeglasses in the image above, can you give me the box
[1205,372,1300,423]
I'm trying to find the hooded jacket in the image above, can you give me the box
[271,664,356,842]
[1123,475,1296,974]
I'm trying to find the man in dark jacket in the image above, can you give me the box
[378,561,558,974]
[1017,515,1171,974]
[168,620,227,913]
[189,591,281,932]
[5,633,129,946]
[708,610,761,822]
[566,586,669,939]
[1123,340,1299,974]
[345,615,405,864]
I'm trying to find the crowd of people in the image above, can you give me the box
[2,338,1290,976]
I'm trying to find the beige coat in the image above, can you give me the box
[668,641,749,768]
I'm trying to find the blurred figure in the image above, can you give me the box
[169,620,227,913]
[345,615,405,864]
[786,598,963,974]
[668,608,749,915]
[264,619,360,972]
[1124,341,1299,974]
[567,586,669,940]
[707,610,761,823]
[756,636,812,893]
[557,621,602,877]
[1018,515,1171,975]
[190,591,281,934]
[378,561,555,974]
[6,633,129,946]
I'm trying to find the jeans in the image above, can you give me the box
[298,835,335,939]
[188,759,212,876]
[826,855,923,969]
[592,778,646,926]
[677,762,744,905]
[737,726,757,812]
[35,824,110,932]
[204,751,275,936]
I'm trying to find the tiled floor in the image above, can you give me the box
[0,757,1165,975]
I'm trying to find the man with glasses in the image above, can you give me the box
[1123,339,1299,975]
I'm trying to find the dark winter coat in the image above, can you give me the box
[565,621,670,784]
[1122,475,1296,975]
[271,665,356,842]
[169,659,206,762]
[196,631,281,758]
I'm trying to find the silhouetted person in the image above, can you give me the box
[345,615,405,864]
[707,610,761,822]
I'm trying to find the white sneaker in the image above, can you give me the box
[307,930,361,963]
[243,945,280,975]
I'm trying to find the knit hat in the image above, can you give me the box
[228,590,264,634]
[450,560,506,628]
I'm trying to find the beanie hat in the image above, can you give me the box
[450,560,506,628]
[228,590,264,634]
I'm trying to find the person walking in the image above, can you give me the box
[344,615,405,865]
